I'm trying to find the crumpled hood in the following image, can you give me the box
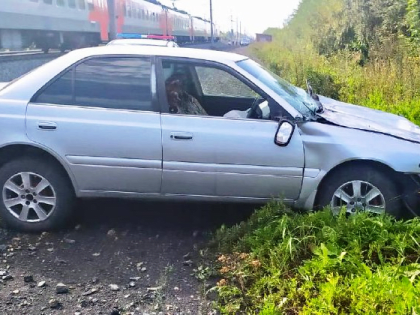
[0,82,9,90]
[317,95,420,143]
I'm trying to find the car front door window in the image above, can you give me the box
[162,60,271,119]
[195,66,257,98]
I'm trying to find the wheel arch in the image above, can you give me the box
[313,159,403,207]
[0,143,78,196]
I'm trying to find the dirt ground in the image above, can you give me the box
[0,199,256,314]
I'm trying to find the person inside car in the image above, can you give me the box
[165,73,208,115]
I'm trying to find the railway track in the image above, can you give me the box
[0,42,230,63]
[0,50,62,62]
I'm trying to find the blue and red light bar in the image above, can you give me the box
[116,33,175,40]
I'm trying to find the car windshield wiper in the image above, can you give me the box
[305,79,323,114]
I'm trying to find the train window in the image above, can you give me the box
[134,4,138,18]
[127,1,132,17]
[78,0,85,9]
[68,0,76,8]
[57,0,65,7]
[74,57,153,111]
[87,0,94,10]
[43,0,52,4]
[35,69,73,105]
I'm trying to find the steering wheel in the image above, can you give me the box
[247,97,264,119]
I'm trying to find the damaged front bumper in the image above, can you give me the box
[401,174,420,217]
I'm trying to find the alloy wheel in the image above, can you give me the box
[330,180,386,215]
[2,172,56,223]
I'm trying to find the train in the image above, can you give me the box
[0,0,220,53]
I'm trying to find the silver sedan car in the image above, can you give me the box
[0,45,419,231]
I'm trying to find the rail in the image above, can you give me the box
[0,50,62,62]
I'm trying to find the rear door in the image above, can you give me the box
[26,56,163,195]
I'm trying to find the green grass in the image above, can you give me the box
[209,202,420,314]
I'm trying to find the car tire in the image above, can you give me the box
[316,165,403,218]
[0,157,75,232]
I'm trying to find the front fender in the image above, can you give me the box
[294,122,420,210]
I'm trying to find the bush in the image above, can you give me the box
[211,202,420,314]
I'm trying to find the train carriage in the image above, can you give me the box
[0,0,219,52]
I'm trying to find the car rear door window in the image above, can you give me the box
[74,57,153,111]
[35,57,154,112]
[35,70,73,105]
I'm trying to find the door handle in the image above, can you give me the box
[38,122,57,130]
[170,132,193,140]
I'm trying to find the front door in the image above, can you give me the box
[26,56,162,195]
[159,59,305,202]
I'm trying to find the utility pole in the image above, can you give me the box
[236,17,238,45]
[210,0,214,44]
[230,14,234,43]
[107,0,116,40]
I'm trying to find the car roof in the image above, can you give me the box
[0,45,250,102]
[67,45,248,63]
[107,39,175,47]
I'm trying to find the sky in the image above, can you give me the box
[159,0,301,36]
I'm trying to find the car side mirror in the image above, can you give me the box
[274,120,295,146]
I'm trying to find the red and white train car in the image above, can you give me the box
[0,0,219,52]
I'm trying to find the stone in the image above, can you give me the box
[107,229,117,237]
[183,260,193,266]
[38,281,46,288]
[109,284,119,291]
[24,275,34,283]
[56,283,69,294]
[82,288,98,296]
[64,238,76,244]
[129,281,136,288]
[49,299,61,309]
